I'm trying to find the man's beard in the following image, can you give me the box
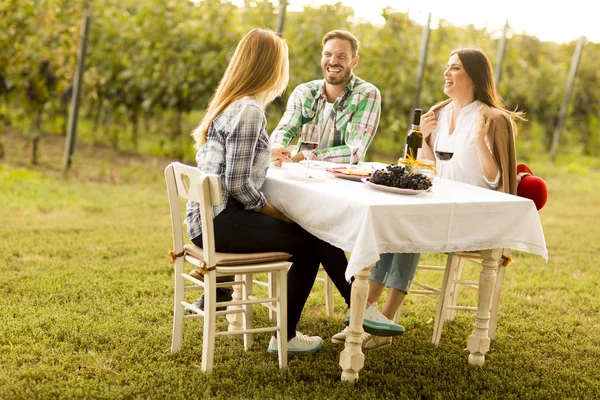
[322,65,352,86]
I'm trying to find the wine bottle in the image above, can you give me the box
[404,108,423,160]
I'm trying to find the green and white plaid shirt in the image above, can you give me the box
[271,75,381,164]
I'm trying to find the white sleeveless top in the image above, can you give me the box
[433,101,499,189]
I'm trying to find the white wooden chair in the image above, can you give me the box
[398,250,511,345]
[165,162,292,372]
[254,267,334,322]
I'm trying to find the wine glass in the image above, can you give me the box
[345,121,363,165]
[434,136,454,181]
[299,122,320,178]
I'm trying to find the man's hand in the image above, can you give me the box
[271,146,292,167]
[292,152,304,163]
[420,110,437,139]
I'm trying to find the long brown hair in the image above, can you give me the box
[192,28,289,148]
[452,47,525,121]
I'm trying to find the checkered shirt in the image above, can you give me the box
[270,75,381,163]
[185,97,270,241]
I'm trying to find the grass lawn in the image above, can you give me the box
[1,129,599,399]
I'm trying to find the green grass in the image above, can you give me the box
[1,129,599,399]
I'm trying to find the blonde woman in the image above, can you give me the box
[185,28,349,353]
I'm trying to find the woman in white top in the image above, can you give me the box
[421,48,524,193]
[352,47,525,352]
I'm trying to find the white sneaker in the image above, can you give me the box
[267,331,323,354]
[331,326,370,344]
[363,335,393,353]
[343,304,405,337]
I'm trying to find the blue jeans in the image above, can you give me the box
[369,253,420,293]
[192,198,351,340]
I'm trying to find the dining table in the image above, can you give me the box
[260,161,548,382]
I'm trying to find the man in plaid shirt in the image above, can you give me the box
[269,30,405,343]
[271,30,381,165]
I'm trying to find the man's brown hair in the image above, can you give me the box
[322,30,359,56]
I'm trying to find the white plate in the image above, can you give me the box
[327,168,371,182]
[329,171,367,181]
[361,177,431,195]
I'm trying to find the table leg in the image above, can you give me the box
[339,263,374,382]
[467,249,502,366]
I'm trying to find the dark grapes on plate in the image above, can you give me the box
[369,164,432,190]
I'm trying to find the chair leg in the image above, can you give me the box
[268,272,278,323]
[446,258,464,322]
[171,259,185,353]
[202,273,217,372]
[243,273,253,351]
[432,253,461,345]
[227,274,243,332]
[488,264,505,340]
[277,268,288,369]
[324,272,334,316]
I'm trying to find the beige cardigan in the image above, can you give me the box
[426,99,518,195]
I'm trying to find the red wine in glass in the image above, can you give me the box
[300,141,319,155]
[300,141,319,178]
[435,151,454,161]
[435,149,453,181]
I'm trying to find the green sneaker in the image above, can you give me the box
[343,305,405,337]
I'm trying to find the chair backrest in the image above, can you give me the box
[164,162,222,268]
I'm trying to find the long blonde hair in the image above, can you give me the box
[192,28,289,148]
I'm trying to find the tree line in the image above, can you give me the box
[1,0,598,164]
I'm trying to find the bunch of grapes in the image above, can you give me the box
[370,164,432,190]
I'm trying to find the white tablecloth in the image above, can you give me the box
[261,162,548,281]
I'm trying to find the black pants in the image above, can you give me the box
[192,199,351,340]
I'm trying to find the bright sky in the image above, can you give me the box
[284,0,598,44]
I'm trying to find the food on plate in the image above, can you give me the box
[326,167,371,176]
[369,164,432,190]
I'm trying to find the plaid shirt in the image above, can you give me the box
[186,97,270,241]
[271,75,381,163]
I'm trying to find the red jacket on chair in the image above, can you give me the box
[516,164,548,210]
